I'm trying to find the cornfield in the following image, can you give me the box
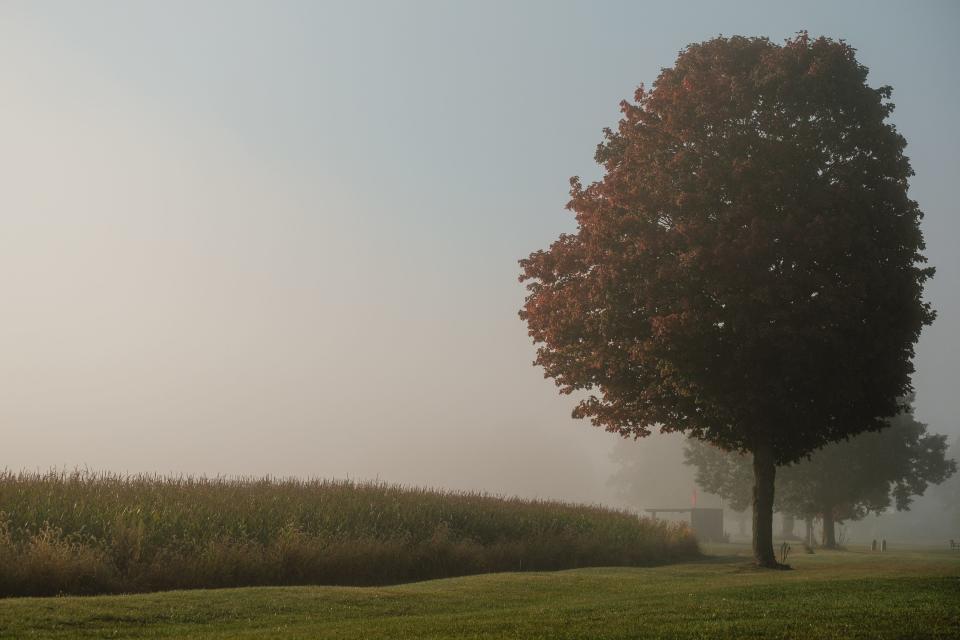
[0,470,698,597]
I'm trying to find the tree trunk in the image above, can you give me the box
[781,514,795,539]
[751,441,779,568]
[821,509,837,548]
[804,517,814,548]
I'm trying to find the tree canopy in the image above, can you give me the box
[519,33,933,567]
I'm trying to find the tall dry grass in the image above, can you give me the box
[0,470,698,596]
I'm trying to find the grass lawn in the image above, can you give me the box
[1,544,958,639]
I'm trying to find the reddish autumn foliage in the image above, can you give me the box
[519,34,933,567]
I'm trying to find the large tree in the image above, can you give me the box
[519,34,933,567]
[684,404,956,547]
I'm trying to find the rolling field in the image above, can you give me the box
[2,545,957,639]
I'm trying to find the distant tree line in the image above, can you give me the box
[682,398,956,547]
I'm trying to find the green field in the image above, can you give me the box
[2,545,957,639]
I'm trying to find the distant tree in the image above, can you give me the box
[608,434,698,511]
[933,436,960,531]
[519,33,934,567]
[782,405,955,547]
[683,403,956,547]
[683,438,754,512]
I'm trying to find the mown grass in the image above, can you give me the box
[0,471,696,596]
[1,546,957,639]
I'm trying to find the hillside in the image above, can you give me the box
[1,546,956,638]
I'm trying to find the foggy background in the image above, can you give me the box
[2,1,957,539]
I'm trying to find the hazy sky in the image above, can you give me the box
[2,1,958,507]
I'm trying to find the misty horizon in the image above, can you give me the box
[2,1,958,541]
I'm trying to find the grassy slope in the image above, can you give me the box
[2,545,958,639]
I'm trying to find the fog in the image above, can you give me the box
[1,2,957,541]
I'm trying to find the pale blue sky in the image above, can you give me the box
[2,1,957,506]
